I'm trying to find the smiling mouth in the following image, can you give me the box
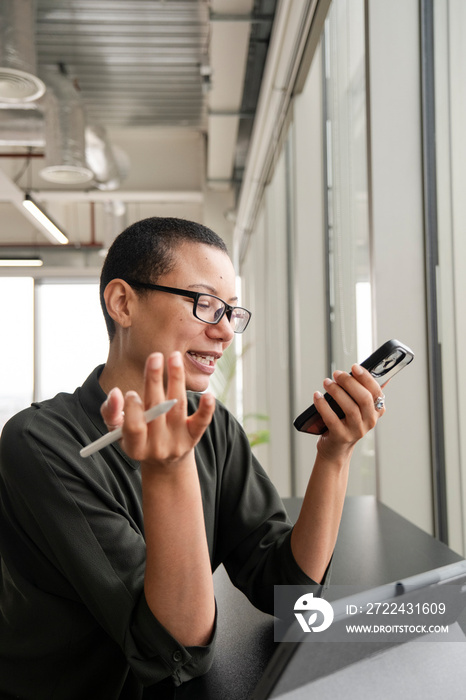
[187,351,216,367]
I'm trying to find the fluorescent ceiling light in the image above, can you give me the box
[22,194,69,245]
[0,258,43,267]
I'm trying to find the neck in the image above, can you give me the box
[99,344,146,398]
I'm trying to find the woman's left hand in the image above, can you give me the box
[313,364,386,462]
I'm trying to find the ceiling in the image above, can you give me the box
[35,1,212,130]
[0,0,277,252]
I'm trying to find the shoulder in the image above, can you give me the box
[0,390,86,485]
[2,394,66,440]
[2,390,81,438]
[1,366,103,450]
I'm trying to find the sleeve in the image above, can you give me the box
[211,407,331,616]
[0,408,215,688]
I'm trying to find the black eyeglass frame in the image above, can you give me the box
[125,280,252,333]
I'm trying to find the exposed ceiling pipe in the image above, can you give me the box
[0,0,45,103]
[0,106,130,191]
[0,150,43,158]
[39,65,93,185]
[0,104,44,146]
[85,124,129,191]
[30,190,203,203]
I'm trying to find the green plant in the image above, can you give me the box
[208,342,244,405]
[209,343,270,447]
[243,413,270,447]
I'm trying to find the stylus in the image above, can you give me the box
[80,399,177,458]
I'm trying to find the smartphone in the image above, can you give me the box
[293,339,414,435]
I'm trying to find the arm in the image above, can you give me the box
[102,351,216,647]
[0,372,217,689]
[291,364,385,583]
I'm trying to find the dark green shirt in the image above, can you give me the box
[0,366,317,699]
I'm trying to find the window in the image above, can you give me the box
[0,278,108,431]
[0,277,34,431]
[433,0,466,550]
[323,0,375,493]
[35,281,108,401]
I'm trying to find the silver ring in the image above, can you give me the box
[374,395,385,411]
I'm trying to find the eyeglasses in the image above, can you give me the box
[125,280,252,333]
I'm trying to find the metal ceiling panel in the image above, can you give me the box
[36,0,210,128]
[0,0,278,249]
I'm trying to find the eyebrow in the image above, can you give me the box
[187,283,238,304]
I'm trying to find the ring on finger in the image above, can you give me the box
[374,394,385,411]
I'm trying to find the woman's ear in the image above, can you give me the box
[103,279,135,330]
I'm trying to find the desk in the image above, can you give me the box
[159,496,464,699]
[285,495,463,590]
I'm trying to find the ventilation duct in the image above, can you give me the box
[0,104,44,146]
[39,66,93,184]
[0,105,130,189]
[0,0,45,103]
[85,124,129,191]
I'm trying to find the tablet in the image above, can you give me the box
[251,560,466,699]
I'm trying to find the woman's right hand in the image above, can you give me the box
[100,351,216,471]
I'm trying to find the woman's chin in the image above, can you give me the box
[185,374,211,394]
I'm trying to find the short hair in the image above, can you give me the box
[100,216,229,341]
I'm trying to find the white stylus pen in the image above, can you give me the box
[80,399,177,458]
